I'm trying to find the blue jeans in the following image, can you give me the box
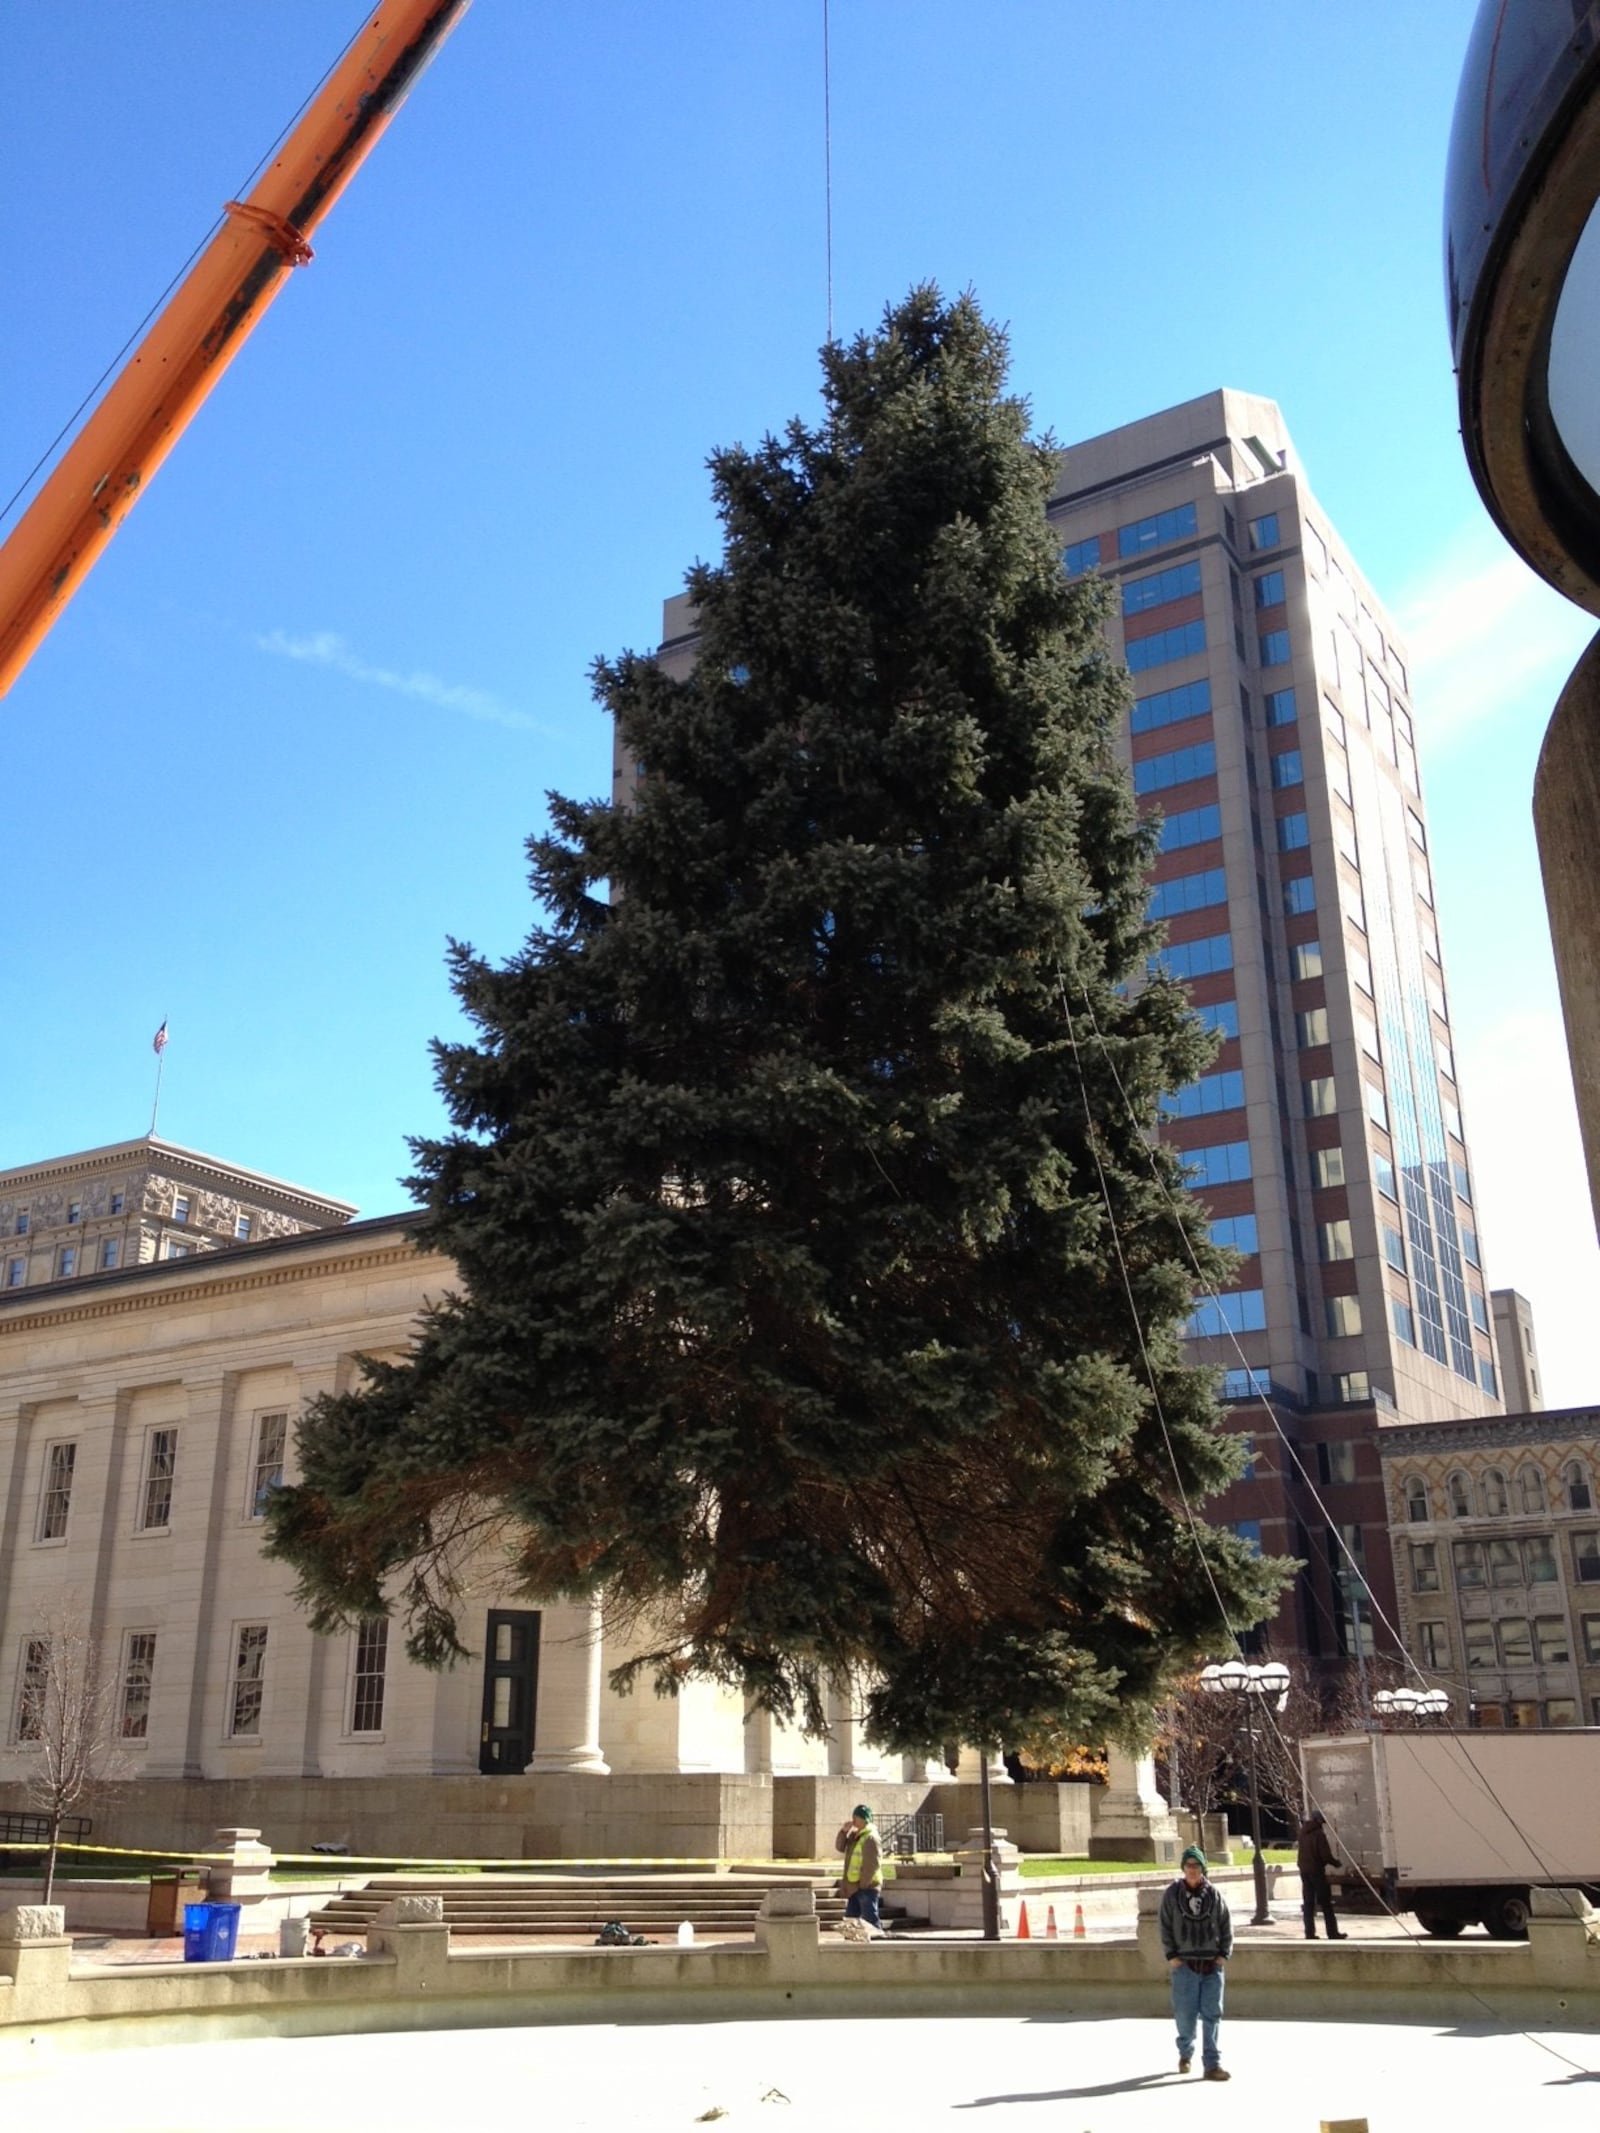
[845,1885,881,1928]
[1170,1962,1224,2068]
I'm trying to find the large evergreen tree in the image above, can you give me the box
[268,288,1284,1750]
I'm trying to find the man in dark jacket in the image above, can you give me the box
[1297,1809,1346,1940]
[1158,1845,1233,2080]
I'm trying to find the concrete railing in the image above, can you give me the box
[0,1886,1595,2057]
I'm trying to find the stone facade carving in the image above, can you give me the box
[1381,1408,1600,1728]
[0,1138,354,1295]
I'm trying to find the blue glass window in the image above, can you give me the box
[1222,1366,1271,1399]
[1479,1359,1499,1396]
[1186,1289,1268,1336]
[1470,1290,1490,1333]
[1063,536,1100,576]
[1283,875,1316,915]
[1392,1300,1417,1346]
[1118,501,1198,558]
[1230,1519,1264,1553]
[1265,687,1298,726]
[1148,867,1228,919]
[1277,812,1310,851]
[1164,1070,1246,1118]
[1461,1225,1480,1267]
[1131,678,1212,735]
[1127,619,1207,674]
[1247,513,1280,552]
[1365,1081,1389,1131]
[1184,1141,1253,1186]
[1382,1225,1407,1272]
[1254,570,1286,609]
[1452,1160,1473,1205]
[1259,629,1293,666]
[1210,1214,1259,1254]
[1123,560,1202,615]
[1271,750,1304,789]
[1134,741,1216,794]
[1193,999,1239,1038]
[1159,804,1223,851]
[1154,933,1233,980]
[1374,1153,1398,1201]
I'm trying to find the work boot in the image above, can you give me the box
[1177,2057,1191,2074]
[1203,2066,1231,2081]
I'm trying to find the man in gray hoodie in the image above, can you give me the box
[1158,1844,1233,2080]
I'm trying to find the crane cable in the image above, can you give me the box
[823,0,835,347]
[1053,957,1594,2074]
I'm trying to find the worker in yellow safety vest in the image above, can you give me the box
[835,1804,885,1934]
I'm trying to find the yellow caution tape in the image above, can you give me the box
[0,1838,833,1870]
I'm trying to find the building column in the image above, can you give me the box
[161,1372,235,1779]
[743,1694,776,1776]
[954,1744,1013,1784]
[526,1599,609,1774]
[1089,1743,1181,1861]
[289,1362,344,1777]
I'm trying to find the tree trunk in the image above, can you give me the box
[42,1809,61,1908]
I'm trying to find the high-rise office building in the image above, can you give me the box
[1048,390,1504,1663]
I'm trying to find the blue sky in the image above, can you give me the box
[5,3,1596,1402]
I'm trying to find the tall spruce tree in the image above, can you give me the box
[268,289,1284,1750]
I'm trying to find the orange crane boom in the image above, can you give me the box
[0,0,470,700]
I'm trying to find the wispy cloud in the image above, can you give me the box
[1394,526,1594,752]
[255,628,549,735]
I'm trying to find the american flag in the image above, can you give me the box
[152,1019,169,1057]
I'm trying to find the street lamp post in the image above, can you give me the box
[1339,1570,1370,1714]
[976,1748,1001,1942]
[1199,1659,1289,1927]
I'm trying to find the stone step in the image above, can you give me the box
[306,1873,844,1939]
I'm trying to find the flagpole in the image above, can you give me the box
[149,1018,168,1138]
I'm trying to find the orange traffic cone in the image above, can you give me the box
[1073,1903,1086,1939]
[1016,1901,1031,1939]
[1045,1905,1058,1939]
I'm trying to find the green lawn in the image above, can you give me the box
[1019,1849,1294,1878]
[1018,1857,1168,1878]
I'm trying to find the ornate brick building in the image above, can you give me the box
[1380,1406,1600,1728]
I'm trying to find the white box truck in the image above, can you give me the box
[1301,1730,1600,1939]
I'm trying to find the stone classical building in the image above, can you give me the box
[0,1139,1185,1859]
[0,1163,1015,1856]
[1380,1405,1600,1728]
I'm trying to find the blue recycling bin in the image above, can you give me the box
[182,1901,241,1962]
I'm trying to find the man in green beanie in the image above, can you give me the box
[835,1804,884,1933]
[1158,1845,1233,2079]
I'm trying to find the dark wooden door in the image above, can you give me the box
[479,1609,540,1774]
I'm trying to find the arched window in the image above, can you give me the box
[1404,1475,1430,1522]
[1447,1470,1473,1519]
[1564,1460,1594,1513]
[1517,1463,1546,1515]
[1483,1468,1509,1516]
